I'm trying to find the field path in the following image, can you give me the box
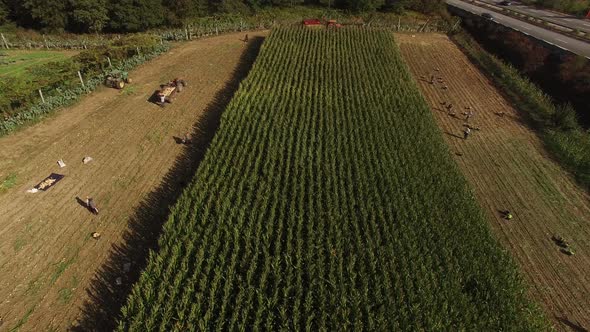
[396,33,590,331]
[0,31,266,331]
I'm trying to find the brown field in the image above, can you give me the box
[396,33,590,331]
[0,31,266,331]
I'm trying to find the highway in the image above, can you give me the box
[480,0,590,34]
[447,0,590,59]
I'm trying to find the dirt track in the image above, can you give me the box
[396,33,590,331]
[0,31,266,331]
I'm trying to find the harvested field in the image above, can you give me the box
[396,33,590,331]
[0,31,266,331]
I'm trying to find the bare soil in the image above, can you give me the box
[396,33,590,331]
[0,31,266,331]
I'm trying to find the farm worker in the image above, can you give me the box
[181,132,190,144]
[429,74,435,84]
[174,78,187,87]
[463,127,471,140]
[466,110,474,122]
[446,103,454,115]
[157,91,166,104]
[244,34,249,43]
[86,196,99,215]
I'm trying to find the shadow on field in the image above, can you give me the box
[555,317,588,332]
[70,36,265,332]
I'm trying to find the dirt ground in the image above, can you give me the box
[396,33,590,331]
[0,31,266,331]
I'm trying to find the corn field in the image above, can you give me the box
[117,28,546,331]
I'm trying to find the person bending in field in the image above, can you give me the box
[465,110,474,122]
[181,132,191,145]
[463,127,471,140]
[86,196,99,215]
[156,90,166,106]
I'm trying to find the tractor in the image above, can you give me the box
[105,69,131,89]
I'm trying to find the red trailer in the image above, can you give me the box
[303,19,322,26]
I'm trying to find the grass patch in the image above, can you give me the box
[452,30,590,192]
[57,276,79,305]
[145,129,164,145]
[0,172,17,192]
[24,276,43,297]
[121,85,137,96]
[13,223,34,252]
[49,257,75,286]
[57,288,73,304]
[9,306,35,332]
[0,50,76,79]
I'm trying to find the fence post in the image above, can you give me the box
[38,89,45,103]
[107,56,112,67]
[136,47,141,56]
[185,28,189,40]
[0,33,9,49]
[78,71,86,89]
[397,17,401,31]
[420,18,430,33]
[43,35,49,49]
[215,25,219,35]
[451,18,461,32]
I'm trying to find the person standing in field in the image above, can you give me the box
[463,127,471,140]
[86,196,99,215]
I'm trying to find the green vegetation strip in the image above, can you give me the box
[118,28,546,331]
[0,37,169,136]
[0,50,74,78]
[452,31,590,190]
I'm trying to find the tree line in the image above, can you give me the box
[520,0,589,17]
[0,0,444,33]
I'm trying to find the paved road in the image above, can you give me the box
[447,0,590,59]
[481,0,590,34]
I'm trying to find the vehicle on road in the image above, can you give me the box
[481,12,494,20]
[499,1,512,6]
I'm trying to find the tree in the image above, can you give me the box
[210,0,252,15]
[383,0,411,13]
[22,0,68,31]
[0,0,8,25]
[164,0,209,26]
[108,0,165,32]
[68,0,108,33]
[407,0,444,14]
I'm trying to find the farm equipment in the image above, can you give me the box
[151,78,187,107]
[303,19,342,28]
[326,20,342,28]
[303,19,322,27]
[105,70,130,89]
